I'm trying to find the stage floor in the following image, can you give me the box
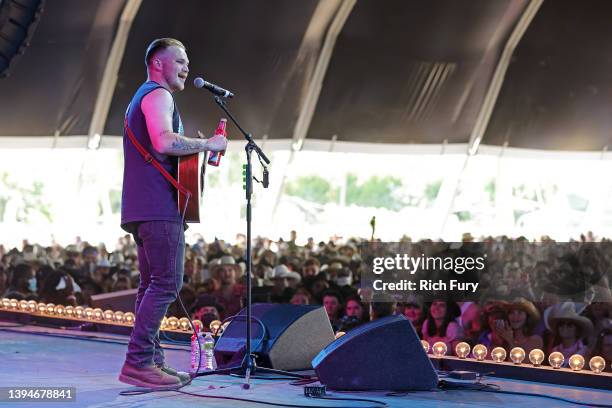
[1,323,611,408]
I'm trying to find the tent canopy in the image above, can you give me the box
[1,0,611,151]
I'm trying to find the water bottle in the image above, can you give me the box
[202,332,217,370]
[190,323,201,374]
[208,118,227,166]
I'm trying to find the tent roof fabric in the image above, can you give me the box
[1,0,612,152]
[104,0,322,140]
[484,0,612,151]
[0,0,125,136]
[307,0,527,144]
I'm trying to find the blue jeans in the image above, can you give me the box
[125,220,184,367]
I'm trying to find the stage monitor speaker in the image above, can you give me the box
[312,315,439,391]
[0,0,44,76]
[90,288,137,313]
[214,303,335,371]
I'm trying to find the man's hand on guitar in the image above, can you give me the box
[203,133,228,152]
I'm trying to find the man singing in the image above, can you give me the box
[118,38,227,388]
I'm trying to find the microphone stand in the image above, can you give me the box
[193,96,309,389]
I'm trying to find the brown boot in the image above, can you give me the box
[119,362,182,389]
[156,363,192,385]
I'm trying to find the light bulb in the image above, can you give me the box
[1,298,10,309]
[209,320,221,334]
[103,310,114,321]
[510,347,525,364]
[9,298,18,309]
[491,347,507,362]
[455,342,471,359]
[37,303,47,313]
[114,311,124,322]
[421,340,430,353]
[18,300,28,311]
[178,317,191,331]
[589,356,605,374]
[472,344,487,361]
[124,312,135,324]
[568,354,585,371]
[93,308,104,320]
[27,300,37,312]
[167,316,179,330]
[432,341,447,357]
[84,307,94,319]
[54,305,65,315]
[335,331,346,339]
[74,306,84,318]
[548,351,564,368]
[192,320,203,333]
[65,306,74,317]
[45,303,56,315]
[160,316,168,329]
[529,349,544,366]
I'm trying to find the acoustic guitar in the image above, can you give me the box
[177,119,227,223]
[177,150,207,223]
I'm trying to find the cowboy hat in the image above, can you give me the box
[426,296,461,319]
[481,300,509,321]
[504,297,540,324]
[96,258,111,268]
[399,293,423,308]
[271,264,302,282]
[209,255,241,277]
[546,301,594,336]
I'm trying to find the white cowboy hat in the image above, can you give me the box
[546,301,594,336]
[210,255,242,277]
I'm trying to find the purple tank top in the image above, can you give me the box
[120,81,184,232]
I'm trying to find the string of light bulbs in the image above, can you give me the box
[421,339,609,374]
[2,297,609,375]
[0,296,226,335]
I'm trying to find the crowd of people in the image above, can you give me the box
[1,231,611,371]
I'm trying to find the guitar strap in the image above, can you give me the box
[123,116,192,201]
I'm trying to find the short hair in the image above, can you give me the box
[321,289,343,304]
[303,258,320,268]
[145,38,186,67]
[10,263,32,287]
[370,301,395,320]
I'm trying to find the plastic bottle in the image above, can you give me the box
[197,329,206,369]
[202,332,217,370]
[208,118,227,166]
[190,323,201,374]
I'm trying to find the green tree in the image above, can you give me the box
[345,173,405,210]
[484,179,496,202]
[423,179,442,205]
[1,173,52,222]
[207,170,221,188]
[109,189,122,214]
[285,175,339,204]
[227,152,242,185]
[0,196,7,222]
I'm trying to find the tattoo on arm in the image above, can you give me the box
[170,135,199,151]
[164,131,206,154]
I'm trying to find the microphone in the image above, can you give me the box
[193,77,234,98]
[263,168,269,188]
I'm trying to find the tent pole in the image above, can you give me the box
[290,0,355,152]
[87,0,143,148]
[467,0,543,156]
[439,0,543,237]
[271,0,355,221]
